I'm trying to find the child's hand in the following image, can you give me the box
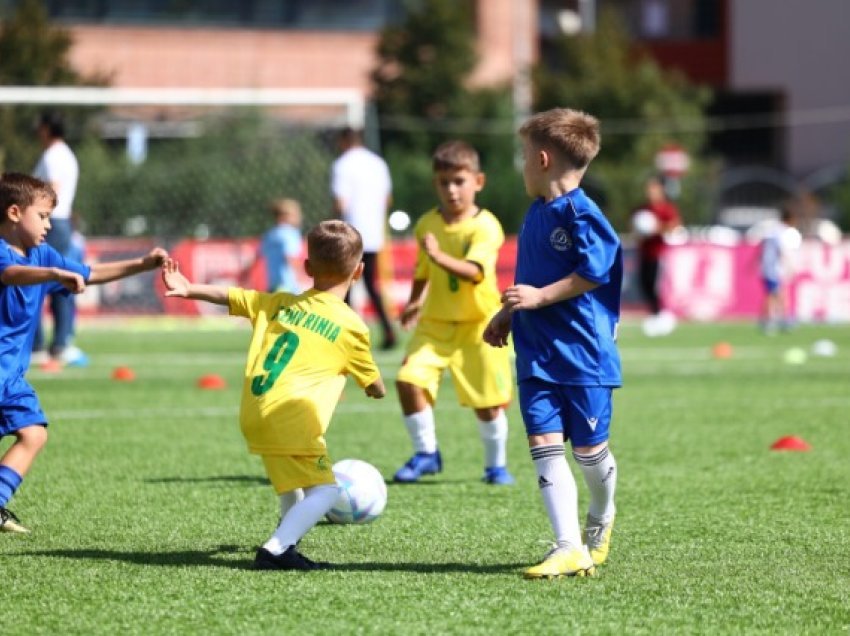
[400,301,422,330]
[55,269,86,294]
[161,258,191,297]
[483,307,511,347]
[422,233,441,260]
[365,379,386,399]
[502,284,545,311]
[142,247,169,270]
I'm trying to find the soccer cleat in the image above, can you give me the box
[253,546,331,571]
[0,508,30,534]
[60,346,90,368]
[393,450,442,483]
[583,515,615,566]
[523,544,596,579]
[482,466,515,485]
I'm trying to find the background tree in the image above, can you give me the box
[371,0,526,231]
[0,0,104,172]
[534,10,714,228]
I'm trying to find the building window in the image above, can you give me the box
[37,0,407,30]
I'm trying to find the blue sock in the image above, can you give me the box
[0,465,23,508]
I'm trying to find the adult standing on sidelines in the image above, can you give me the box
[31,111,86,366]
[331,127,397,349]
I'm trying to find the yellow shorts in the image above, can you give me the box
[397,318,512,408]
[262,454,336,494]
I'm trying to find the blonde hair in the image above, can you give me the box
[307,220,363,278]
[270,198,302,225]
[519,108,600,170]
[432,140,481,173]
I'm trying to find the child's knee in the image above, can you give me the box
[16,425,48,452]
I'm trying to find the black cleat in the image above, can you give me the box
[253,546,331,571]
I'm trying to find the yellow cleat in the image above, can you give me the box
[583,515,614,566]
[0,508,30,534]
[523,545,596,579]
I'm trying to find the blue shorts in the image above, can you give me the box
[762,277,780,294]
[518,378,613,447]
[0,379,47,437]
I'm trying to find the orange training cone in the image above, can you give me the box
[112,366,136,382]
[770,435,811,452]
[198,374,227,390]
[712,342,734,359]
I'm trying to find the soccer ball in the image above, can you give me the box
[326,459,387,524]
[632,209,659,236]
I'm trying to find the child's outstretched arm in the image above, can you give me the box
[502,272,599,311]
[0,265,85,293]
[161,258,230,305]
[88,247,168,284]
[364,377,386,399]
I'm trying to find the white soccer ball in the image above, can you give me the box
[632,209,659,236]
[326,459,387,524]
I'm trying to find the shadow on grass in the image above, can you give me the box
[144,475,269,486]
[20,546,525,574]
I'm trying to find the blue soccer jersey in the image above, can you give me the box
[0,239,90,386]
[512,189,622,387]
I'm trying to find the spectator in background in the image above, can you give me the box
[331,127,397,349]
[759,205,801,334]
[631,175,681,337]
[31,111,87,366]
[242,198,303,293]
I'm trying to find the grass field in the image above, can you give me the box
[1,319,849,634]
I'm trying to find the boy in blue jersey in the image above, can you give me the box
[242,198,303,293]
[484,108,621,578]
[0,173,167,533]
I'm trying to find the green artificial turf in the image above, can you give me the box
[1,320,848,634]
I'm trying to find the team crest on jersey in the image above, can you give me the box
[550,227,571,251]
[586,417,599,432]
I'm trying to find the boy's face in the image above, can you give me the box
[11,196,53,249]
[521,138,546,198]
[433,167,485,216]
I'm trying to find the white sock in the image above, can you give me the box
[531,444,582,549]
[477,409,508,468]
[573,446,617,523]
[279,488,305,519]
[262,484,339,555]
[403,406,437,454]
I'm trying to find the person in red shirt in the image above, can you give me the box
[632,176,681,336]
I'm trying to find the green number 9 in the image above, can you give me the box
[251,331,300,396]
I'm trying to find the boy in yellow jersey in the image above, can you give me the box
[393,140,514,485]
[161,220,385,571]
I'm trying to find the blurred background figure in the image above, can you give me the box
[331,127,397,350]
[632,175,682,337]
[31,110,87,367]
[759,204,802,334]
[242,198,303,293]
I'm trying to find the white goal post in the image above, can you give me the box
[0,86,366,128]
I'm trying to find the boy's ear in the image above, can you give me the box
[304,258,312,277]
[539,149,551,170]
[351,260,365,282]
[475,171,486,191]
[5,204,21,223]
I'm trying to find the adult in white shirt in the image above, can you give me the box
[32,111,86,365]
[331,127,397,349]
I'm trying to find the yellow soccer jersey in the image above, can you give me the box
[229,287,380,456]
[414,207,504,323]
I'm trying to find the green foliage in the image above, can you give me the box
[75,112,335,238]
[372,0,527,230]
[0,0,103,172]
[534,10,714,228]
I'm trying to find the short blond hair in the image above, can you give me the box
[307,220,363,278]
[519,108,600,170]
